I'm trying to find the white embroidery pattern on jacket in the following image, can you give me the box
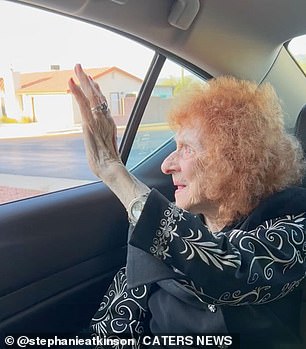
[91,267,148,348]
[150,202,185,259]
[150,204,306,305]
[178,276,305,306]
[180,228,241,270]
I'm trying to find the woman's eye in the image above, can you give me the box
[183,145,194,157]
[175,144,194,158]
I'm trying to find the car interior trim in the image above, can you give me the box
[168,0,200,30]
[0,249,125,322]
[119,53,166,164]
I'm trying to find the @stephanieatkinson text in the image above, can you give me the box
[4,334,239,347]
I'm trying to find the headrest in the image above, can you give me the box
[295,104,306,155]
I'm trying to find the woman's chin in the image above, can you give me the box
[175,197,191,212]
[175,196,203,215]
[174,190,187,208]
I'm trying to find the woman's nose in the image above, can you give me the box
[161,151,179,174]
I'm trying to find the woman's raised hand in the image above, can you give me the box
[68,64,121,183]
[69,64,149,209]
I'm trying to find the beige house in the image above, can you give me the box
[0,66,174,130]
[0,67,142,129]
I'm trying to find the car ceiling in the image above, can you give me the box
[9,0,306,82]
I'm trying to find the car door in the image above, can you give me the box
[0,136,175,336]
[0,1,208,337]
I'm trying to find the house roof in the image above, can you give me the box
[8,66,142,94]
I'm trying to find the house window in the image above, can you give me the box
[110,92,121,116]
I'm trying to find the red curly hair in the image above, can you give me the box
[168,76,305,227]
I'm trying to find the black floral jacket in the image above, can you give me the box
[91,187,306,349]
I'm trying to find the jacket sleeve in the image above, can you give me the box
[129,189,306,306]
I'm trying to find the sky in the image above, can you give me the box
[0,1,305,77]
[288,35,306,56]
[0,0,181,79]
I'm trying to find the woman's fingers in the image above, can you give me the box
[89,76,104,97]
[68,77,93,128]
[74,64,92,97]
[68,77,88,108]
[74,64,105,108]
[69,63,121,180]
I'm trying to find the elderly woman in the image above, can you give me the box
[69,64,306,349]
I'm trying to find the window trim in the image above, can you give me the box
[285,40,306,78]
[119,53,166,164]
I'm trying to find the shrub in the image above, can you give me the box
[0,115,18,123]
[20,116,33,123]
[0,115,33,124]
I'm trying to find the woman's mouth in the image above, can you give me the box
[175,185,186,193]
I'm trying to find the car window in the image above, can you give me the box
[126,60,206,169]
[0,1,154,205]
[287,34,306,74]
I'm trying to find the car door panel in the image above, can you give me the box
[0,183,128,334]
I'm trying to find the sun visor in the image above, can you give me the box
[168,0,200,30]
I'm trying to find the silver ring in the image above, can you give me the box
[91,101,108,114]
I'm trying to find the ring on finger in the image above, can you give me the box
[91,101,108,115]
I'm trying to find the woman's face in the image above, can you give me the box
[161,122,208,213]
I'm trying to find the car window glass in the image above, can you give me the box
[0,1,154,205]
[287,35,306,74]
[126,59,206,169]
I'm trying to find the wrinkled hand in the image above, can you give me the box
[69,64,149,208]
[68,64,121,182]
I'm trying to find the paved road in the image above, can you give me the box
[0,130,173,181]
[0,133,96,181]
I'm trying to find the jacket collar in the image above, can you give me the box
[224,186,306,232]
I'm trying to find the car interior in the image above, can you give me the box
[1,0,306,346]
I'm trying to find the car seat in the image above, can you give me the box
[294,104,306,187]
[294,104,306,347]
